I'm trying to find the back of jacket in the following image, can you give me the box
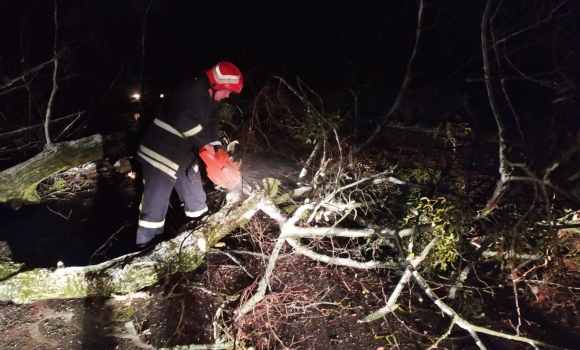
[137,72,221,178]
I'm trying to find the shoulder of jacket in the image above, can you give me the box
[192,73,210,89]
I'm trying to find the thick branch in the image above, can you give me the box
[286,237,399,270]
[359,236,439,322]
[284,225,432,238]
[412,269,565,349]
[0,191,261,304]
[0,133,128,207]
[298,139,321,180]
[234,200,428,320]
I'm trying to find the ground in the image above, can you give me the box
[0,127,579,350]
[2,245,578,349]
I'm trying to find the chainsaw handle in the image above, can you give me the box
[199,144,216,156]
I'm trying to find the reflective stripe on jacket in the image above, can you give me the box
[137,73,222,171]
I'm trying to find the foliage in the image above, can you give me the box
[456,290,490,326]
[288,110,341,144]
[407,167,442,186]
[51,178,68,192]
[219,102,241,131]
[38,168,98,198]
[402,194,470,271]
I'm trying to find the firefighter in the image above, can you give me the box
[135,62,243,248]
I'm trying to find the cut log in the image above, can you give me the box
[0,190,260,304]
[0,133,129,208]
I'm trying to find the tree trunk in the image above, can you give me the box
[0,190,260,304]
[0,133,128,208]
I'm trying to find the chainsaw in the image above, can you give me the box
[198,144,241,190]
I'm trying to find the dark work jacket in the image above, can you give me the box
[136,73,221,179]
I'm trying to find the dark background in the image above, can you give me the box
[0,0,578,156]
[0,7,579,348]
[0,1,483,109]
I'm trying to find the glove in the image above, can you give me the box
[200,144,217,156]
[200,143,225,156]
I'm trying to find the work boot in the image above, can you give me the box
[135,226,175,250]
[135,235,161,250]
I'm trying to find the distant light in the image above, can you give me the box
[132,93,141,100]
[160,93,165,98]
[134,113,140,120]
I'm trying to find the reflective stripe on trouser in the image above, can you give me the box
[137,162,175,245]
[174,163,208,218]
[137,161,208,245]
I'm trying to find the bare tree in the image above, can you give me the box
[353,0,425,155]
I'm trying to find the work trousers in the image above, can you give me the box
[136,161,208,245]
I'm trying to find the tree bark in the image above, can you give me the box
[0,133,128,208]
[0,190,260,304]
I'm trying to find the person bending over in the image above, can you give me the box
[135,62,243,248]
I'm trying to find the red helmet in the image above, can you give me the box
[205,62,243,94]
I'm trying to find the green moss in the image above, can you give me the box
[21,181,42,204]
[123,265,164,290]
[261,178,293,205]
[281,204,297,214]
[0,191,266,303]
[52,178,68,191]
[111,303,136,322]
[0,262,24,280]
[262,178,280,198]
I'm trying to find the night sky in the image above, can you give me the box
[0,0,578,130]
[0,1,467,95]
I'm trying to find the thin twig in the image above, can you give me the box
[495,0,571,44]
[89,222,134,264]
[44,0,59,149]
[210,248,254,278]
[426,316,456,350]
[54,111,83,141]
[481,0,513,209]
[0,112,84,140]
[46,205,71,220]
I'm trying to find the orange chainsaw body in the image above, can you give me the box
[198,145,241,189]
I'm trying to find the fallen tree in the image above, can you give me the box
[0,188,252,303]
[0,133,128,208]
[0,86,576,350]
[0,2,577,348]
[0,177,429,304]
